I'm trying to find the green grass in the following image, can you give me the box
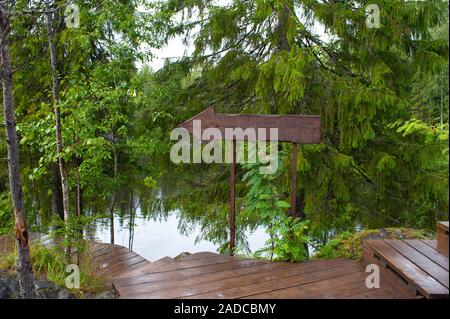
[0,241,107,297]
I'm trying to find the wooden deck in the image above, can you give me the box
[437,221,449,256]
[92,246,396,299]
[364,239,448,299]
[2,229,448,299]
[93,226,449,299]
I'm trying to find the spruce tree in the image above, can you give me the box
[151,0,449,246]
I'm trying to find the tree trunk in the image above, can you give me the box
[72,156,82,217]
[46,11,70,222]
[277,3,291,52]
[51,163,64,220]
[109,131,118,244]
[0,6,35,298]
[128,190,136,250]
[440,70,444,126]
[109,200,115,244]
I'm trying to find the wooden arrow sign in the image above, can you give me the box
[179,106,321,143]
[177,106,321,256]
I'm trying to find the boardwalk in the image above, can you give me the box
[93,229,449,299]
[2,231,448,299]
[93,246,396,299]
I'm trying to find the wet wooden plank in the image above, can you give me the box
[115,257,175,279]
[92,245,124,258]
[139,254,240,273]
[94,246,151,279]
[403,240,448,271]
[169,260,357,299]
[114,258,266,289]
[116,254,222,280]
[89,242,114,253]
[384,240,448,288]
[346,287,397,299]
[422,239,439,250]
[117,260,297,297]
[95,250,138,269]
[243,271,371,299]
[109,260,149,277]
[102,255,145,275]
[93,249,134,266]
[180,252,224,261]
[366,240,448,298]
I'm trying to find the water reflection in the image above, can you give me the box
[94,209,269,261]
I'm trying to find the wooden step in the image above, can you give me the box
[114,256,175,279]
[437,221,449,256]
[364,239,449,299]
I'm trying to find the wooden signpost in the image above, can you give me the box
[178,106,321,255]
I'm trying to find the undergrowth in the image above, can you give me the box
[314,227,435,261]
[0,240,106,297]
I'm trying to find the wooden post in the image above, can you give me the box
[229,139,236,256]
[290,143,299,217]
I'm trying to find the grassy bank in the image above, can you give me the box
[0,235,107,297]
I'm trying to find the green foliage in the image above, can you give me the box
[257,217,310,262]
[314,231,362,260]
[0,0,165,226]
[1,242,106,296]
[0,193,13,236]
[315,227,435,261]
[241,153,309,262]
[50,214,102,255]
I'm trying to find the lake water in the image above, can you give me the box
[94,211,269,261]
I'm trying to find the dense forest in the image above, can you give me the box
[0,0,448,299]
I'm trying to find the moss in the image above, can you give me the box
[314,227,435,261]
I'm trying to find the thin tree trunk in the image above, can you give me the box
[51,163,64,220]
[27,147,42,212]
[45,10,70,223]
[128,189,136,250]
[269,222,274,261]
[71,156,82,263]
[109,131,118,244]
[0,6,35,298]
[440,70,444,127]
[74,181,82,216]
[72,156,82,217]
[109,199,115,244]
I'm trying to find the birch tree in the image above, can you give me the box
[45,2,70,224]
[0,1,35,298]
